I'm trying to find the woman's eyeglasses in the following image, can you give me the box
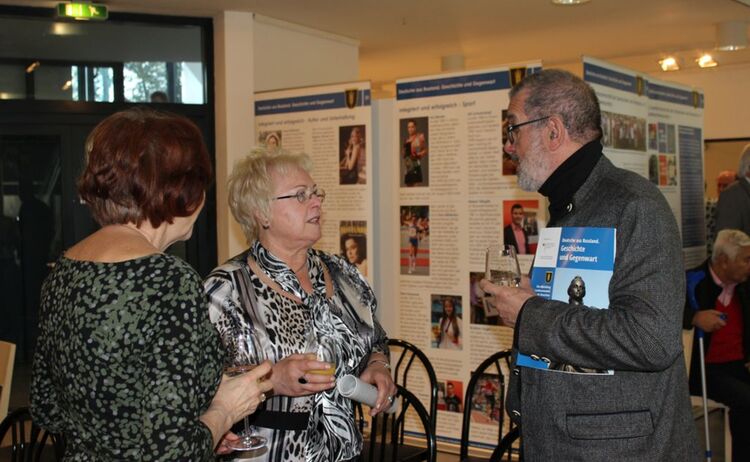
[273,186,326,204]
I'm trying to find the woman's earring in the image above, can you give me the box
[262,221,270,230]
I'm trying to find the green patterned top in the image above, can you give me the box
[31,254,223,461]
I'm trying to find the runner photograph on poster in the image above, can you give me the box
[399,117,429,187]
[430,294,463,350]
[339,124,366,185]
[400,205,429,275]
[469,373,503,424]
[339,220,367,277]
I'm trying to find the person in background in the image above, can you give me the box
[716,145,750,235]
[503,203,530,255]
[443,382,462,412]
[30,108,272,460]
[480,69,699,460]
[204,148,395,461]
[706,170,737,256]
[150,90,169,103]
[685,229,750,461]
[402,119,427,186]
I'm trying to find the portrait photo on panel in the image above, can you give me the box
[399,117,429,187]
[400,206,429,275]
[441,380,464,413]
[339,125,366,185]
[430,294,462,350]
[258,130,282,150]
[502,200,540,255]
[501,109,517,176]
[340,220,367,277]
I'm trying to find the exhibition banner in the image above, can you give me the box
[394,64,541,452]
[583,57,705,266]
[255,81,374,279]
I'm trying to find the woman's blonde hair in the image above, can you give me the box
[228,147,312,243]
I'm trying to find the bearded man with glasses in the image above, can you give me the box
[481,69,700,460]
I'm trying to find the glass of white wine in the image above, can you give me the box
[223,328,268,451]
[485,244,521,287]
[304,331,336,376]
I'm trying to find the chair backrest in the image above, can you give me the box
[362,384,437,462]
[0,407,66,462]
[459,349,513,461]
[489,426,520,462]
[0,341,16,421]
[387,338,438,430]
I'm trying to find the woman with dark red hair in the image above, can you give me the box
[30,108,272,460]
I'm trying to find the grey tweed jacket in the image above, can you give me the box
[508,155,701,461]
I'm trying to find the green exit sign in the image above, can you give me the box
[56,2,108,20]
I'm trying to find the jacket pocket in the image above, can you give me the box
[566,410,653,440]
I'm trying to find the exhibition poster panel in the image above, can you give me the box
[394,64,542,451]
[255,82,374,279]
[584,57,705,266]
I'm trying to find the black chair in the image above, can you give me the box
[359,384,436,462]
[489,426,521,462]
[387,338,438,429]
[459,350,516,462]
[0,407,66,462]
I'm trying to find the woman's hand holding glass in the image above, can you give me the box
[269,353,335,397]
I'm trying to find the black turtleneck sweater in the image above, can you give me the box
[538,140,603,226]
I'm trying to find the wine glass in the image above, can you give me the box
[485,244,521,287]
[223,328,268,451]
[304,330,336,376]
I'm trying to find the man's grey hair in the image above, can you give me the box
[509,69,602,144]
[739,143,750,178]
[712,229,750,263]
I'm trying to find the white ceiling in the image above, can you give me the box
[4,0,750,90]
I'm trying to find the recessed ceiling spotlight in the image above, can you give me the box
[659,57,680,71]
[697,53,718,68]
[552,0,591,4]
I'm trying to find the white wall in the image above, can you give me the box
[253,15,359,92]
[214,11,255,262]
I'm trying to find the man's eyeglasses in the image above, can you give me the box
[273,186,326,204]
[506,116,550,145]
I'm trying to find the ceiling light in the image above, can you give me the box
[697,53,718,68]
[26,61,40,73]
[61,80,73,91]
[552,0,591,4]
[659,57,680,72]
[716,20,748,51]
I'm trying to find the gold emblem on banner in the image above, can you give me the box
[692,91,700,108]
[635,76,645,96]
[545,271,553,283]
[345,89,359,109]
[510,67,526,87]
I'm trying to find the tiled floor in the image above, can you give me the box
[6,363,729,461]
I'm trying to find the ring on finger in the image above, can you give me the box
[298,376,308,385]
[260,392,267,403]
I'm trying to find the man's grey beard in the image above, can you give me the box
[515,138,552,191]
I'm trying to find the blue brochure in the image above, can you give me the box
[516,227,616,374]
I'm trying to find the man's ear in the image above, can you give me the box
[547,116,565,150]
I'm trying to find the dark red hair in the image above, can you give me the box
[77,107,212,227]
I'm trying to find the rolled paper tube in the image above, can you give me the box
[337,374,399,414]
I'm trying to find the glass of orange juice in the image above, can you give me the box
[306,333,336,375]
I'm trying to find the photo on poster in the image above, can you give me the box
[258,130,282,150]
[469,271,500,326]
[648,154,659,184]
[469,373,503,424]
[648,123,658,151]
[399,117,429,187]
[502,200,540,255]
[501,109,517,176]
[657,123,668,153]
[339,125,366,185]
[440,380,464,413]
[430,294,463,350]
[601,110,646,151]
[400,206,430,275]
[340,220,367,276]
[666,124,677,154]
